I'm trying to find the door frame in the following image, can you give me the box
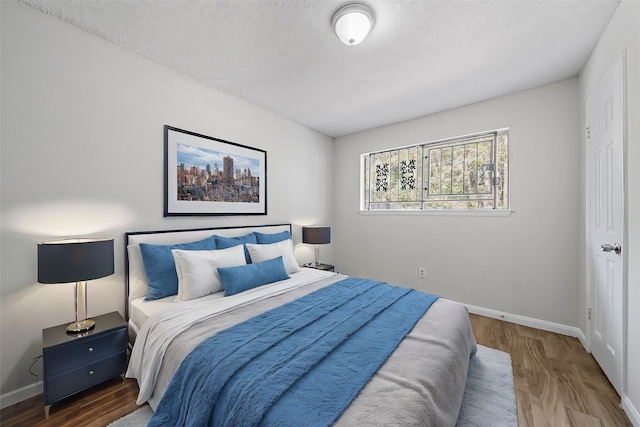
[584,50,628,395]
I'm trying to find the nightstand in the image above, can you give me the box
[42,311,127,418]
[303,262,335,272]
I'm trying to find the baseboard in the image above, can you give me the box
[465,303,583,339]
[623,396,640,427]
[0,381,42,410]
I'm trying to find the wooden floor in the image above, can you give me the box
[470,314,630,427]
[0,314,631,426]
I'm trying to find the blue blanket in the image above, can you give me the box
[148,278,439,427]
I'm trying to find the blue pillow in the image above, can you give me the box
[140,235,217,301]
[255,230,292,244]
[219,256,290,297]
[215,233,257,263]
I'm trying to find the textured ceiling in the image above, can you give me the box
[22,0,620,137]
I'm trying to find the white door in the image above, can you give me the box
[586,53,625,395]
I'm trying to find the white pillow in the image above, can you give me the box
[127,244,148,301]
[172,245,246,301]
[246,239,301,274]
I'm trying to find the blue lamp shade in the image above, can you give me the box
[38,238,114,334]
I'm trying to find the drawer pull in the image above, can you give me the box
[88,347,94,352]
[89,370,94,376]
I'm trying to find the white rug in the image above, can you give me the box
[110,344,517,426]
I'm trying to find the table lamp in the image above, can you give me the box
[38,238,114,334]
[302,226,331,266]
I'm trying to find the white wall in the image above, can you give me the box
[333,78,581,328]
[0,1,333,401]
[3,0,636,420]
[579,0,640,423]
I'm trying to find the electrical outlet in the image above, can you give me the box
[418,267,426,278]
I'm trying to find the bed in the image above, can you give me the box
[125,224,477,426]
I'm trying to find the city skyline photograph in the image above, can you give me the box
[165,125,266,216]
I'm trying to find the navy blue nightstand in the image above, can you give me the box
[42,311,127,418]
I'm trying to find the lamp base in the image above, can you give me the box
[66,318,95,334]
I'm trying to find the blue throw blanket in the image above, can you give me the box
[148,278,439,427]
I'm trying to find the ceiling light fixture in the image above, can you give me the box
[331,3,375,46]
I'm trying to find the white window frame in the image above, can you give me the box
[359,129,511,216]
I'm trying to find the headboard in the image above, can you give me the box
[124,224,292,320]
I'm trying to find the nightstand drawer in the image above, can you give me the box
[44,329,126,376]
[44,351,126,404]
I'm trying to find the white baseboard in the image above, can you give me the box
[0,381,42,410]
[465,303,584,340]
[623,396,640,427]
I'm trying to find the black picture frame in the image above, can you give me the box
[164,125,267,216]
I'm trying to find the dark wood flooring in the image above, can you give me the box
[0,314,631,426]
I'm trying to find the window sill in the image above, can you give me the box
[358,209,513,217]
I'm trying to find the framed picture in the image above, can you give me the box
[164,125,267,216]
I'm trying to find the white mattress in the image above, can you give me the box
[130,291,225,334]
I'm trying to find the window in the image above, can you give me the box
[362,129,509,211]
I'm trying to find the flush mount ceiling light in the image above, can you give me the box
[331,3,375,46]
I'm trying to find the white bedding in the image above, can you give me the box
[130,291,224,333]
